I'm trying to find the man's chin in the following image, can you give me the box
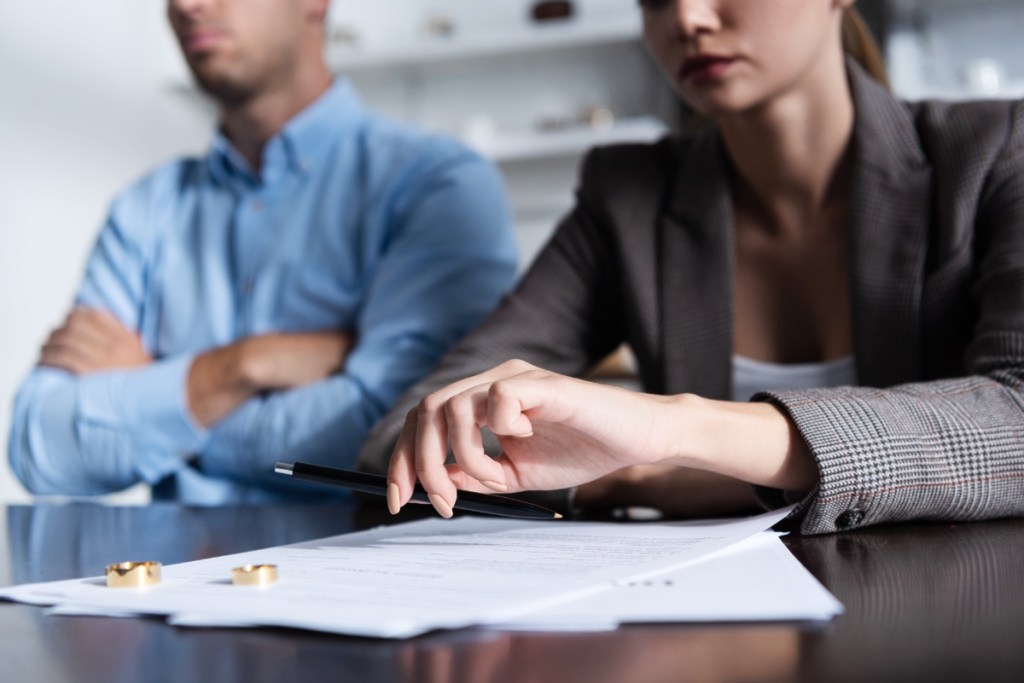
[190,72,254,106]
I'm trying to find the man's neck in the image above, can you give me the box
[220,66,333,174]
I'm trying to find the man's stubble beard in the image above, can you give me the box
[192,68,261,107]
[190,49,300,107]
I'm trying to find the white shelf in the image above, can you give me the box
[327,15,642,72]
[468,116,668,164]
[897,80,1024,101]
[889,0,1014,15]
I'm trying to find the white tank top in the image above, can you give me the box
[732,355,857,402]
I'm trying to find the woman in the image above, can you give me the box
[358,0,1024,534]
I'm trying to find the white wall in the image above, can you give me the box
[0,1,214,503]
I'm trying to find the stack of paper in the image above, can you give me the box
[0,507,840,638]
[493,531,841,631]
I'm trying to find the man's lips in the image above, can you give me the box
[679,55,737,83]
[183,29,226,55]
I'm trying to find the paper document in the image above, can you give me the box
[1,507,797,638]
[493,532,842,630]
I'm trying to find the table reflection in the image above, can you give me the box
[395,627,798,683]
[6,503,364,584]
[790,521,1024,683]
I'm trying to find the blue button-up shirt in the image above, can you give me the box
[9,81,517,503]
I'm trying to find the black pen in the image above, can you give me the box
[275,461,563,520]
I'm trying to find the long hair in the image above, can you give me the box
[842,6,889,88]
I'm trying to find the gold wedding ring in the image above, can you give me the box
[105,561,162,588]
[231,564,278,587]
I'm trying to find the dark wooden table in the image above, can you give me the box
[2,503,1022,683]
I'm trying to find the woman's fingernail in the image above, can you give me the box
[387,482,401,515]
[482,480,508,492]
[428,493,454,519]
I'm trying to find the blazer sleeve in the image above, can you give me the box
[756,101,1024,534]
[356,148,628,510]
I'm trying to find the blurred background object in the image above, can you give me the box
[531,1,576,23]
[323,0,675,270]
[884,0,1024,100]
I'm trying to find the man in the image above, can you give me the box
[8,0,517,503]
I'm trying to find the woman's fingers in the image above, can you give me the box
[386,409,421,513]
[486,379,538,439]
[486,370,576,437]
[388,360,542,518]
[445,385,509,492]
[443,462,506,494]
[413,391,461,517]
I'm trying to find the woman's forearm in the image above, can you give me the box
[662,394,819,493]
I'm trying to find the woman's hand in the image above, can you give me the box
[387,359,818,519]
[386,360,683,517]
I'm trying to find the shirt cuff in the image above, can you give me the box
[76,354,209,483]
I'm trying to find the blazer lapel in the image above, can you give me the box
[660,129,735,398]
[846,62,933,387]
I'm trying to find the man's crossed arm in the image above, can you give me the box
[39,307,353,429]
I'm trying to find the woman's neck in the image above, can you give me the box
[718,54,855,235]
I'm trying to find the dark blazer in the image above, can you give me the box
[359,62,1024,535]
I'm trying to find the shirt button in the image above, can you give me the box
[251,199,264,211]
[241,278,254,295]
[835,509,865,530]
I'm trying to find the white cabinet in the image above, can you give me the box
[327,2,643,70]
[328,1,673,269]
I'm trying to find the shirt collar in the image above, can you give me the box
[207,79,363,189]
